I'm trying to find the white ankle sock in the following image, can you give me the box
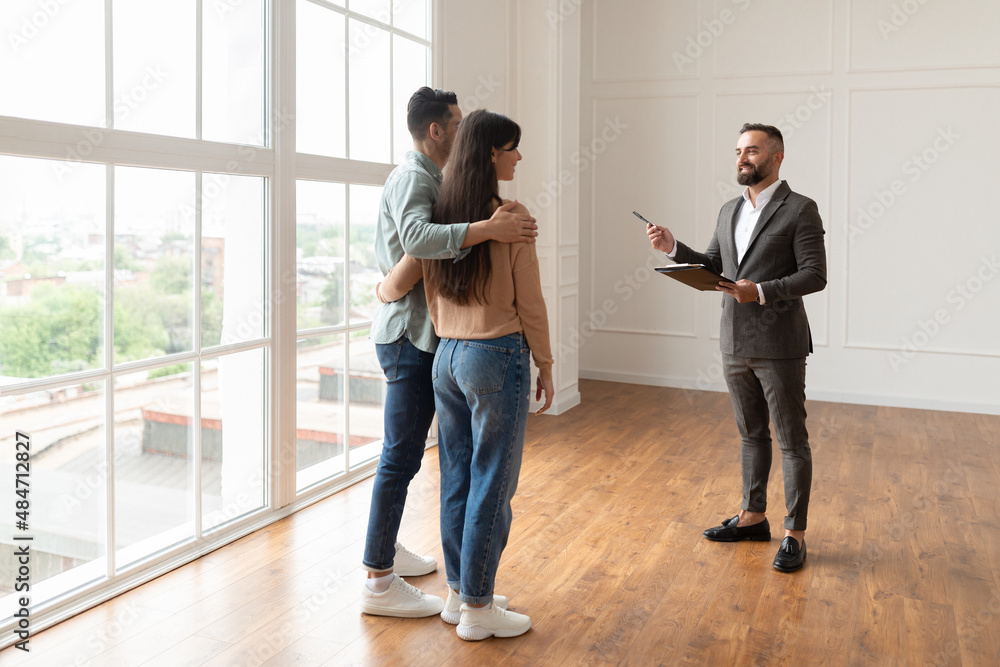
[366,573,394,593]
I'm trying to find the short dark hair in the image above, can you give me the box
[739,123,784,153]
[407,87,459,141]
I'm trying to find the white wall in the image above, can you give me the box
[576,0,1000,415]
[439,0,999,415]
[438,0,583,414]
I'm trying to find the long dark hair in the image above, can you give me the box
[424,109,521,305]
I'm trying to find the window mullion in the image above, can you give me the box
[193,172,204,539]
[342,185,351,473]
[196,0,204,141]
[105,0,114,129]
[105,163,116,580]
[389,32,394,162]
[344,11,351,159]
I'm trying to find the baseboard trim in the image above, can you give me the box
[578,369,1000,416]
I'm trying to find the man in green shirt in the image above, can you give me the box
[361,87,537,618]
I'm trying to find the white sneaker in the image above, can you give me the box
[441,588,509,624]
[457,603,531,641]
[360,575,444,618]
[392,541,437,577]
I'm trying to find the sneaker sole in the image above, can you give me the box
[360,602,444,618]
[393,563,437,577]
[442,598,509,625]
[456,619,531,641]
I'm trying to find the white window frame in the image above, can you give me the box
[0,0,441,647]
[293,0,434,494]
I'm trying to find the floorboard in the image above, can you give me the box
[4,380,999,666]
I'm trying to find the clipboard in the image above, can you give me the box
[655,264,735,291]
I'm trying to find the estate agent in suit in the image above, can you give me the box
[647,123,827,572]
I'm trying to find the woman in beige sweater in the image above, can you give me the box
[376,109,552,641]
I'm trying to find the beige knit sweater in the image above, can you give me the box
[376,238,553,381]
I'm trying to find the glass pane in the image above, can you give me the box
[202,174,266,348]
[114,167,195,363]
[112,0,196,137]
[348,329,385,469]
[392,37,429,164]
[394,0,429,39]
[114,365,195,571]
[202,0,266,145]
[0,156,105,380]
[202,348,266,531]
[348,184,382,323]
[297,181,346,331]
[350,0,390,23]
[0,0,105,126]
[349,19,390,163]
[296,334,346,492]
[0,381,106,601]
[296,0,346,157]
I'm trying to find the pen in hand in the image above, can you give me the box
[633,211,654,227]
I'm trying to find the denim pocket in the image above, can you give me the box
[459,341,514,395]
[375,340,403,381]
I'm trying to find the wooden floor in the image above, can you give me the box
[4,380,1000,666]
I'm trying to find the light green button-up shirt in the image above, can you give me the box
[371,151,470,354]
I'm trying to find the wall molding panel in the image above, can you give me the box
[440,0,998,414]
[577,0,1000,414]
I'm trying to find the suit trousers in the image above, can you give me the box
[722,353,812,531]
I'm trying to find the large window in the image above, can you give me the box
[294,0,430,492]
[0,0,431,645]
[297,0,430,163]
[295,182,390,491]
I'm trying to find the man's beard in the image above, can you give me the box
[737,162,769,186]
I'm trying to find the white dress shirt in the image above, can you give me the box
[735,180,782,304]
[735,179,782,265]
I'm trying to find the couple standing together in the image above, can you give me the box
[359,87,548,642]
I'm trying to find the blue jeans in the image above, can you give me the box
[362,337,437,572]
[434,333,531,605]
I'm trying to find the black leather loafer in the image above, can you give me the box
[773,536,806,572]
[703,515,771,542]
